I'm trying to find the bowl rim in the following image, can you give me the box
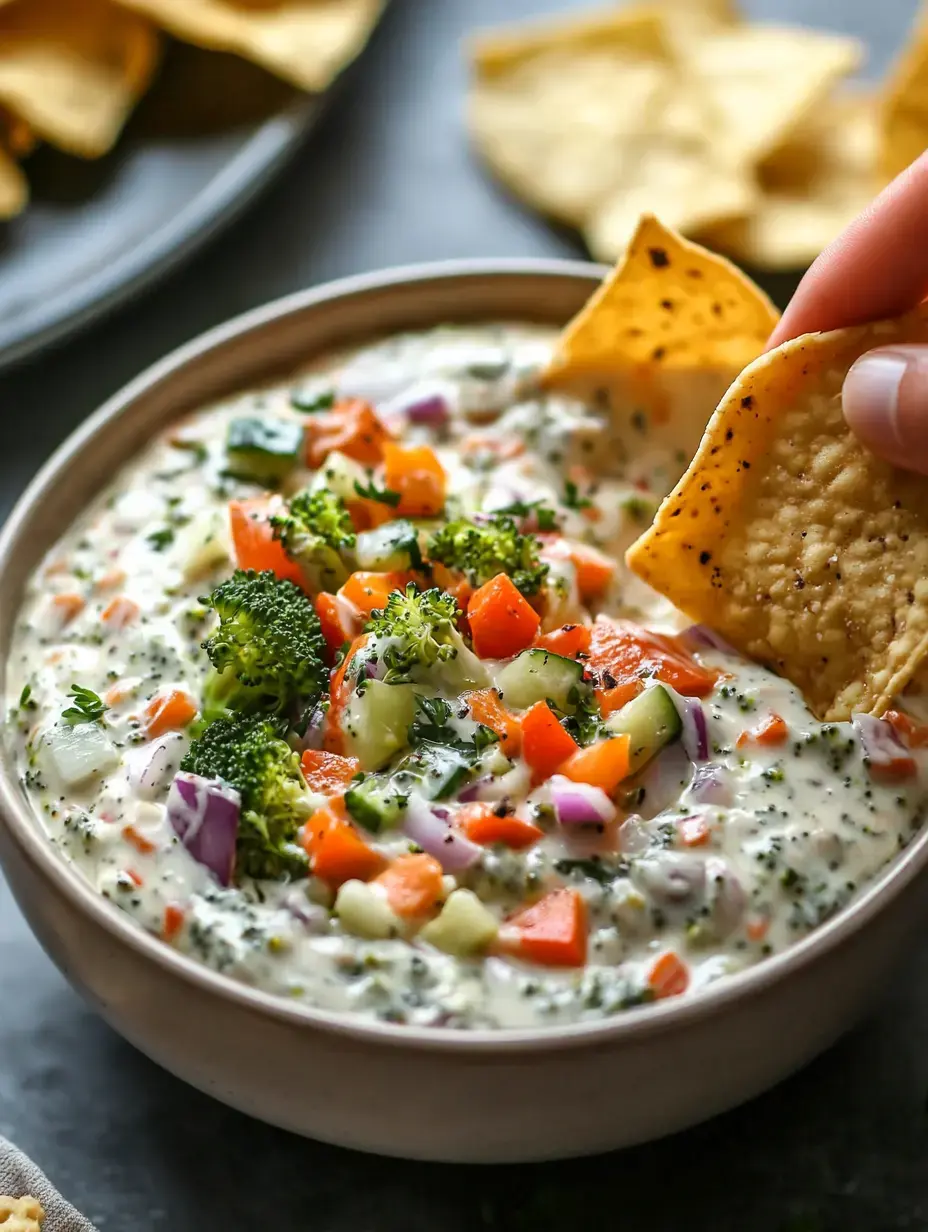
[2,255,927,1055]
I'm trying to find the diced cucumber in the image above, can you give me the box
[342,680,416,771]
[344,775,408,832]
[401,742,472,800]
[355,520,422,572]
[606,684,681,772]
[421,889,498,956]
[310,450,368,502]
[175,508,231,581]
[225,416,303,482]
[496,648,585,713]
[344,741,473,833]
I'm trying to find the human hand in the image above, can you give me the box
[766,150,928,475]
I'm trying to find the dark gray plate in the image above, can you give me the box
[0,43,323,372]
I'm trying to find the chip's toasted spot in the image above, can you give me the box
[627,304,928,721]
[649,247,669,268]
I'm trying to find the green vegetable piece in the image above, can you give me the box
[225,416,303,482]
[270,488,355,593]
[426,513,548,595]
[605,684,682,772]
[61,684,108,727]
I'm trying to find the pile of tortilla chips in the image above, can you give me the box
[0,0,384,221]
[469,0,928,271]
[544,209,928,722]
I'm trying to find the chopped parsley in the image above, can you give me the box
[62,684,108,726]
[353,479,402,508]
[562,480,593,511]
[146,527,175,552]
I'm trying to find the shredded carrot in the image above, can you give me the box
[534,623,592,659]
[162,903,186,942]
[305,399,392,469]
[301,797,385,886]
[101,596,140,629]
[557,735,630,794]
[300,749,360,796]
[373,853,444,917]
[678,816,711,847]
[122,824,156,855]
[143,688,197,738]
[125,868,144,888]
[647,950,690,999]
[498,889,587,967]
[468,573,540,659]
[51,593,85,623]
[737,713,788,748]
[383,442,446,517]
[228,497,305,585]
[464,688,521,757]
[457,802,543,850]
[521,701,580,780]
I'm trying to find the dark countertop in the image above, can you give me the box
[1,2,925,1228]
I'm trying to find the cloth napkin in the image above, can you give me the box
[0,1137,96,1231]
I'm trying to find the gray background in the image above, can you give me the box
[1,1,925,1228]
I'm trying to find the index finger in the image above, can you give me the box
[767,150,928,349]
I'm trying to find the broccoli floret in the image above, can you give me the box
[201,569,327,720]
[426,514,548,595]
[362,583,486,690]
[180,715,309,880]
[270,489,356,592]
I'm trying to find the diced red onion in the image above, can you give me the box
[852,712,914,773]
[549,774,617,825]
[128,733,184,800]
[167,771,239,886]
[680,624,737,655]
[668,689,708,761]
[688,763,733,807]
[457,777,491,803]
[283,892,329,932]
[402,797,482,871]
[404,393,451,426]
[297,703,326,752]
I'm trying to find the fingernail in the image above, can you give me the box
[843,349,908,451]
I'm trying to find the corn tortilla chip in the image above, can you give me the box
[627,306,928,721]
[116,0,384,93]
[881,1,928,180]
[0,144,26,218]
[0,0,159,158]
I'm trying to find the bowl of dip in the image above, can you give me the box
[1,261,927,1162]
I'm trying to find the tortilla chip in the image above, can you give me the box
[881,1,928,180]
[116,0,384,92]
[627,306,928,721]
[0,143,26,219]
[701,91,883,270]
[0,0,159,158]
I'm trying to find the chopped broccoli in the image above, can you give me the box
[426,514,549,595]
[180,715,309,880]
[201,569,327,720]
[363,583,487,689]
[270,488,356,592]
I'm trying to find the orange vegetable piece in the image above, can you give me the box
[143,688,197,738]
[373,853,444,917]
[300,749,360,796]
[302,797,385,887]
[162,903,186,942]
[125,868,144,888]
[432,561,474,612]
[737,713,788,748]
[468,573,541,659]
[534,623,592,659]
[595,678,642,718]
[324,635,368,755]
[338,571,407,618]
[305,398,392,469]
[228,498,304,585]
[122,824,156,855]
[521,701,580,779]
[464,688,521,757]
[383,442,446,516]
[567,543,616,602]
[587,616,717,697]
[884,708,928,749]
[498,888,587,967]
[51,593,85,624]
[647,951,690,999]
[557,735,630,794]
[95,568,127,592]
[316,591,354,662]
[457,802,543,850]
[746,916,770,942]
[347,497,397,531]
[101,596,139,629]
[678,816,711,847]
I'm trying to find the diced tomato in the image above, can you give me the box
[468,574,540,659]
[316,591,354,662]
[301,797,385,886]
[557,735,630,794]
[464,688,521,757]
[305,398,392,469]
[383,442,446,517]
[456,801,543,850]
[737,713,788,748]
[373,854,444,917]
[647,950,690,999]
[300,749,360,796]
[587,615,718,696]
[534,623,592,659]
[520,701,580,780]
[228,497,304,585]
[498,889,587,967]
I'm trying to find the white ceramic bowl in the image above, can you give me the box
[1,262,927,1163]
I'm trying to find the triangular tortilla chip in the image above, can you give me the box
[627,305,928,721]
[116,0,384,92]
[881,1,928,180]
[0,0,159,158]
[0,143,26,219]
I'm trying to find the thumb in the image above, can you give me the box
[843,344,928,475]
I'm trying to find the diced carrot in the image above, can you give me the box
[534,623,592,659]
[373,853,444,917]
[541,539,616,604]
[125,868,144,888]
[383,442,446,517]
[143,688,197,738]
[869,753,917,782]
[300,749,360,796]
[595,678,642,718]
[432,561,474,612]
[647,950,690,999]
[338,570,407,618]
[884,708,928,749]
[468,573,540,659]
[498,888,587,967]
[301,797,385,887]
[464,688,521,757]
[587,615,718,697]
[122,824,156,855]
[228,497,304,585]
[101,596,140,629]
[678,816,711,847]
[324,635,368,755]
[746,916,770,943]
[95,568,127,592]
[521,701,580,779]
[51,593,85,623]
[162,903,185,942]
[305,398,392,469]
[104,682,135,706]
[346,497,397,531]
[316,591,354,662]
[737,713,788,748]
[457,802,543,850]
[557,735,630,794]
